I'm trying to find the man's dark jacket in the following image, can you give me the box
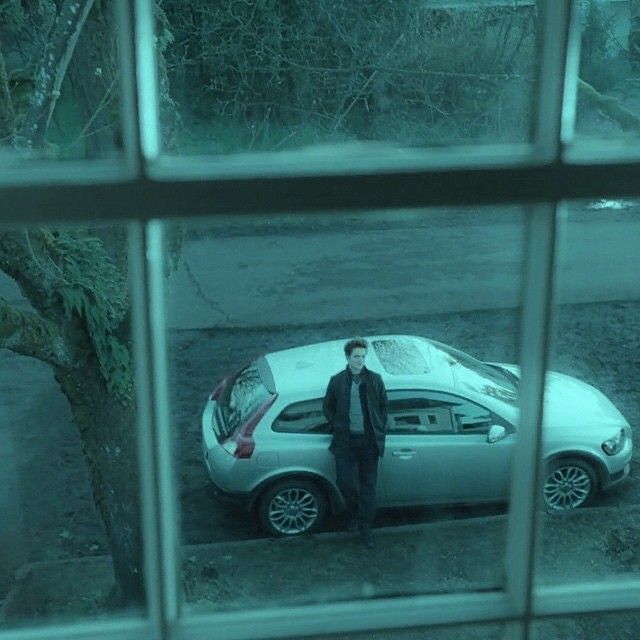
[322,366,388,458]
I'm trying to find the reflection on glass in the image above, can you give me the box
[160,2,536,154]
[532,610,640,640]
[0,3,121,160]
[0,225,142,626]
[575,0,640,143]
[166,207,524,612]
[536,200,640,586]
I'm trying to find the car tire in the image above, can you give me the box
[543,458,597,513]
[258,479,327,537]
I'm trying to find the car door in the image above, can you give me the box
[379,390,515,506]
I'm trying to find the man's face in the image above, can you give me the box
[346,347,367,374]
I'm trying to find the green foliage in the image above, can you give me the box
[42,229,133,403]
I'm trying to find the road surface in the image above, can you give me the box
[166,208,640,329]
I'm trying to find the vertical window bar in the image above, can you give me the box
[531,0,578,162]
[130,220,180,638]
[560,1,582,147]
[116,0,142,176]
[145,220,181,628]
[505,202,558,636]
[133,0,161,162]
[130,221,165,638]
[505,1,577,637]
[116,0,160,173]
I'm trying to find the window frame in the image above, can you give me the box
[2,2,640,640]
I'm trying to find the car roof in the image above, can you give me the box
[262,335,455,397]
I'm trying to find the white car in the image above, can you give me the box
[202,335,632,536]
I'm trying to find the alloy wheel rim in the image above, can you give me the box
[544,465,592,511]
[268,488,319,534]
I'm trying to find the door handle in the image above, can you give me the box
[392,449,416,456]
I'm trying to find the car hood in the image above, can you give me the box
[500,365,628,429]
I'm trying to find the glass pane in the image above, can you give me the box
[531,610,640,640]
[575,0,640,146]
[165,206,525,612]
[0,3,121,160]
[535,200,640,586]
[159,1,537,154]
[0,224,143,626]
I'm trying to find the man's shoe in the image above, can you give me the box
[360,528,374,549]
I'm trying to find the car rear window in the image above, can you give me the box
[218,363,273,436]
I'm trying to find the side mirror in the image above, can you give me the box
[487,424,507,444]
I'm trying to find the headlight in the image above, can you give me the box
[602,428,626,455]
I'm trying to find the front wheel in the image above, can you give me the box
[258,479,326,536]
[543,458,597,512]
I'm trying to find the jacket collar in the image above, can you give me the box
[345,365,368,382]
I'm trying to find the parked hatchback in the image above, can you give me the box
[201,335,632,536]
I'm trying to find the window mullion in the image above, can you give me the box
[504,1,575,637]
[116,0,160,176]
[531,0,578,162]
[130,221,179,640]
[505,204,558,635]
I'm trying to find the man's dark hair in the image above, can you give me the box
[344,337,368,357]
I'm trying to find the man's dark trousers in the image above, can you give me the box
[334,433,379,531]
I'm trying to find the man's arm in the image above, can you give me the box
[379,376,389,432]
[323,376,336,426]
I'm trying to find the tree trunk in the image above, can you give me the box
[54,359,145,605]
[18,0,96,149]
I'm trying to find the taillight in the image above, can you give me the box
[222,394,277,459]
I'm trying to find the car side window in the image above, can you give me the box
[387,391,502,435]
[428,392,497,435]
[271,399,330,434]
[387,392,455,434]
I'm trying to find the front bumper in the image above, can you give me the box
[601,461,631,490]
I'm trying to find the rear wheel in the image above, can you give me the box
[543,458,597,512]
[258,479,326,536]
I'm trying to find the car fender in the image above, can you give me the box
[542,449,608,489]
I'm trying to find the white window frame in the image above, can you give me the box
[1,1,640,640]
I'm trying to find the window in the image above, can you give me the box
[2,1,640,640]
[272,400,329,434]
[388,392,454,434]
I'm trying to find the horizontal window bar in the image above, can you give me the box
[177,591,514,640]
[0,143,535,190]
[0,160,133,189]
[534,578,640,618]
[0,618,151,640]
[564,140,640,164]
[2,160,640,224]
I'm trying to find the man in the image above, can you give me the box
[323,337,388,548]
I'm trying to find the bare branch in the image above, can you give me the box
[578,78,640,132]
[0,296,75,368]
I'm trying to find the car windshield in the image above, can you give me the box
[429,340,518,406]
[218,364,272,435]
